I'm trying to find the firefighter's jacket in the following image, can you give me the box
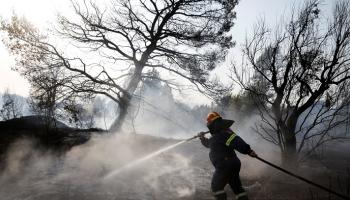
[200,119,251,169]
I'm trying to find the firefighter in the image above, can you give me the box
[198,112,257,200]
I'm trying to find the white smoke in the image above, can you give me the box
[0,134,210,200]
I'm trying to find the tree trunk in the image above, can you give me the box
[281,134,297,169]
[281,115,298,169]
[271,95,298,168]
[109,65,143,133]
[109,101,129,133]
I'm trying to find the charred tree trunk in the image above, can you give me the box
[281,130,297,168]
[273,95,299,168]
[109,64,143,132]
[109,44,157,132]
[281,114,298,169]
[109,100,129,133]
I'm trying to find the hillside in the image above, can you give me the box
[0,116,105,162]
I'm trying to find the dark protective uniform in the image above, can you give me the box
[200,118,251,200]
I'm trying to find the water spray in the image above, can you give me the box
[103,131,349,199]
[104,131,210,180]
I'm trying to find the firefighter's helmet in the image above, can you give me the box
[207,112,221,124]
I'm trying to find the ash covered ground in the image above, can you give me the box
[0,133,349,200]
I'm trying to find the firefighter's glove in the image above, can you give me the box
[249,150,257,158]
[197,131,207,139]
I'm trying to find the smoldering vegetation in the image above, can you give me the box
[0,134,214,200]
[0,84,264,200]
[1,112,349,200]
[0,42,349,200]
[0,104,269,200]
[0,82,349,200]
[0,81,349,200]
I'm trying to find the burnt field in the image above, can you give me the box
[0,128,349,200]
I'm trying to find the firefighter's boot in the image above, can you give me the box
[236,192,249,200]
[213,190,227,200]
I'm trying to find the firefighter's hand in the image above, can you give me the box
[197,132,206,139]
[249,150,257,158]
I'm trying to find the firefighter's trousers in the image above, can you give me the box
[211,158,248,200]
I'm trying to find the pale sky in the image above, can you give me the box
[0,0,335,105]
[0,0,72,96]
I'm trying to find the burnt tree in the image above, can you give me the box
[1,0,237,132]
[232,0,350,165]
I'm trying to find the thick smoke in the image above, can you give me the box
[0,103,272,200]
[3,81,349,200]
[1,134,208,200]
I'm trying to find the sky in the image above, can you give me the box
[0,0,72,97]
[0,0,334,105]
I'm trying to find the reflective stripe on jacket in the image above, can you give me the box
[200,128,251,168]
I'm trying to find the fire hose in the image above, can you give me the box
[190,131,350,200]
[255,156,349,200]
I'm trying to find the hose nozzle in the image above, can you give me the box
[186,131,210,141]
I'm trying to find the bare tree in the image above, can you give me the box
[232,0,350,165]
[1,0,237,132]
[0,89,23,120]
[28,65,74,129]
